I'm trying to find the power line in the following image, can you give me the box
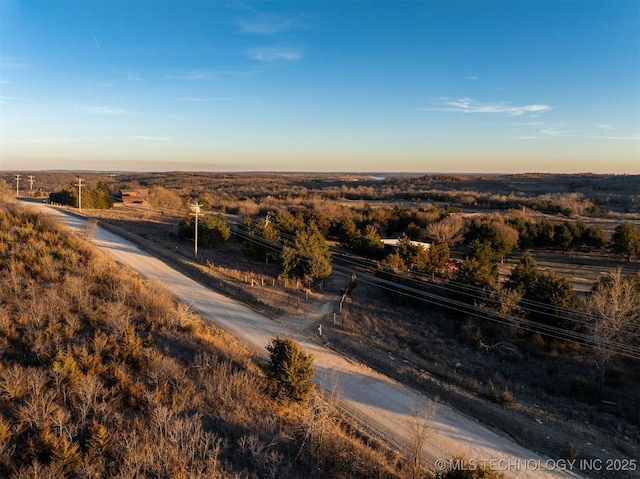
[75,177,84,211]
[190,202,203,258]
[15,174,21,198]
[28,175,35,197]
[75,187,640,358]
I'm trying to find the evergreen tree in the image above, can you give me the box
[178,214,231,248]
[505,252,539,294]
[554,222,574,252]
[457,240,498,288]
[294,224,332,280]
[337,218,361,248]
[242,216,280,262]
[414,241,450,278]
[396,232,418,266]
[201,214,231,247]
[49,188,74,206]
[90,182,114,209]
[380,251,407,274]
[279,245,299,278]
[611,222,640,262]
[533,221,554,248]
[273,210,305,239]
[352,224,385,259]
[266,335,315,404]
[582,225,607,250]
[529,271,575,328]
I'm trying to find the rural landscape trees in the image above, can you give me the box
[49,181,113,209]
[3,171,639,477]
[146,173,639,404]
[241,212,332,281]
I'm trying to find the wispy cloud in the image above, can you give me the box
[131,136,171,141]
[0,95,34,103]
[78,105,133,115]
[595,123,613,130]
[179,97,234,102]
[510,123,639,141]
[30,137,74,144]
[540,127,564,136]
[513,121,545,127]
[246,46,303,62]
[420,98,553,116]
[584,133,640,141]
[164,69,258,80]
[465,76,478,81]
[164,70,210,80]
[510,135,543,140]
[91,32,107,64]
[0,57,30,70]
[113,70,144,81]
[238,14,308,35]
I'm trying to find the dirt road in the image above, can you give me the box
[35,204,587,478]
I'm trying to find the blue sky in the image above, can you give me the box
[1,0,638,173]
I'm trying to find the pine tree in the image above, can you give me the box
[352,224,385,259]
[294,224,332,280]
[505,252,539,294]
[266,336,315,404]
[612,222,640,262]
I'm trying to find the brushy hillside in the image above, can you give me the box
[0,201,405,479]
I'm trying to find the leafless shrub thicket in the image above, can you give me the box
[0,202,405,478]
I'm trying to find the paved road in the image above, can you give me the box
[34,204,583,479]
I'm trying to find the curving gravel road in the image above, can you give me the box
[33,203,585,479]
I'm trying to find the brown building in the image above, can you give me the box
[119,189,149,205]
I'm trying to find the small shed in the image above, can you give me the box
[120,189,149,205]
[381,238,431,250]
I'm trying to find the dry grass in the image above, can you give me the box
[0,201,406,478]
[321,282,639,471]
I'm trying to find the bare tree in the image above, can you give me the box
[408,395,439,479]
[582,269,640,393]
[425,215,465,246]
[72,374,104,427]
[148,186,184,210]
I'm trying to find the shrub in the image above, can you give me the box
[266,335,315,404]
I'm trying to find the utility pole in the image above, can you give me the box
[14,174,21,197]
[190,202,202,258]
[75,177,84,211]
[28,175,35,197]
